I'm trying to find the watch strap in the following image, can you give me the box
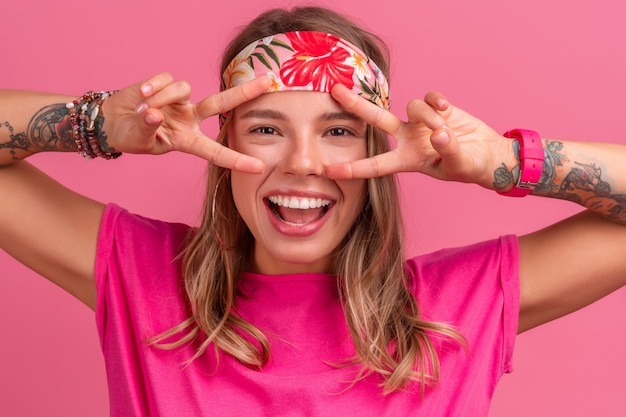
[497,129,544,197]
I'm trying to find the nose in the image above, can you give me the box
[280,133,325,177]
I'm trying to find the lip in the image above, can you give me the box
[263,189,336,237]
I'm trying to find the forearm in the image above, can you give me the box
[0,90,77,165]
[498,138,626,224]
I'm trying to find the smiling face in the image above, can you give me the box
[228,91,368,275]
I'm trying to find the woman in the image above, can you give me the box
[1,6,624,417]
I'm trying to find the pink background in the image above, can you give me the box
[1,0,625,415]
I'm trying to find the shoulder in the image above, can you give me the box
[407,235,519,279]
[99,203,191,251]
[95,203,193,299]
[96,203,193,277]
[406,236,520,316]
[100,203,191,237]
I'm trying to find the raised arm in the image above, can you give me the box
[328,85,626,332]
[515,140,626,331]
[0,90,108,308]
[0,74,271,309]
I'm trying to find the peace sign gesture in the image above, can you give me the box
[102,72,271,173]
[326,84,512,190]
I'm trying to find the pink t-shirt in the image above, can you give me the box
[95,204,519,416]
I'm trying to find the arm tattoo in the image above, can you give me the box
[534,140,569,195]
[93,113,116,153]
[543,140,626,222]
[492,139,520,191]
[0,121,29,159]
[493,139,626,222]
[556,160,626,221]
[0,104,76,159]
[28,104,76,152]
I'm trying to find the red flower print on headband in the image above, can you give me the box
[280,32,355,91]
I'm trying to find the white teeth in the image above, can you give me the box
[268,195,331,210]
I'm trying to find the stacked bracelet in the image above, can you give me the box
[66,91,122,160]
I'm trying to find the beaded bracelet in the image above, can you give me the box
[66,90,122,159]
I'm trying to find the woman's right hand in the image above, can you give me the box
[102,72,270,173]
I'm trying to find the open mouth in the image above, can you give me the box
[267,195,332,226]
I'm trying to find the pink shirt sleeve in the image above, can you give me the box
[407,235,520,380]
[94,204,193,415]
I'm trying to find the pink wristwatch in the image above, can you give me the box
[497,129,544,197]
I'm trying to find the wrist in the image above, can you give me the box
[497,129,544,197]
[67,91,121,160]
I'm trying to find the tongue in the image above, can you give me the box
[277,207,323,224]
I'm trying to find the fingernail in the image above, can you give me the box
[436,98,447,109]
[140,84,153,95]
[135,103,148,113]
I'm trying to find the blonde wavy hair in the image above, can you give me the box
[152,6,465,394]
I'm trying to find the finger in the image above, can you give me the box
[424,91,450,111]
[325,152,403,179]
[111,109,164,154]
[139,72,175,98]
[187,133,265,174]
[196,76,272,119]
[331,84,403,136]
[138,80,192,111]
[143,108,164,127]
[405,99,447,130]
[429,128,467,177]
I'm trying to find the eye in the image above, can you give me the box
[327,127,355,137]
[251,126,278,135]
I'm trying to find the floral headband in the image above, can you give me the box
[220,31,390,126]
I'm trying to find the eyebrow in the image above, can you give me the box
[239,109,363,123]
[239,109,287,121]
[318,111,363,122]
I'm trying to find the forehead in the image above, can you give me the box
[234,90,357,120]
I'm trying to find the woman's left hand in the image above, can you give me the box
[327,84,512,190]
